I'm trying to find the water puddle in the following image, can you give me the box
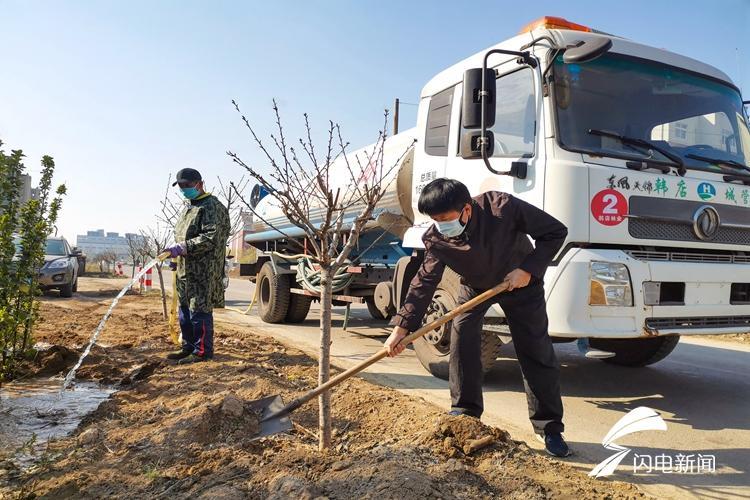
[0,378,114,467]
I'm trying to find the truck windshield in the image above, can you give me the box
[553,53,750,172]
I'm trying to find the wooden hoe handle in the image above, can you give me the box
[294,280,511,408]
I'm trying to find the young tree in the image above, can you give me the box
[125,233,148,280]
[227,100,414,449]
[0,141,65,383]
[140,224,172,318]
[157,173,185,231]
[94,249,120,274]
[217,174,250,241]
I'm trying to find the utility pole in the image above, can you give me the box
[393,98,400,135]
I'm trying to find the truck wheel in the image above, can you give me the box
[59,281,74,298]
[412,268,501,380]
[365,296,387,320]
[257,261,290,323]
[285,293,312,323]
[589,335,680,367]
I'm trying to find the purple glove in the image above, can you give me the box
[169,261,178,271]
[166,243,186,258]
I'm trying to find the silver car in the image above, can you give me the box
[14,236,80,297]
[40,237,80,296]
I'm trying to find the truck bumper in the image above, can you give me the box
[531,248,750,339]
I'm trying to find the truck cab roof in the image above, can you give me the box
[420,28,736,99]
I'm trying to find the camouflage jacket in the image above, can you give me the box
[174,193,230,312]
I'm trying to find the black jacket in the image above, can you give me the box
[390,191,568,331]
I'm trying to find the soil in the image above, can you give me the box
[694,333,750,345]
[0,279,649,499]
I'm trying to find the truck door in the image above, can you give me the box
[445,62,545,208]
[409,86,457,229]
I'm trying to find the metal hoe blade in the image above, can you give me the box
[248,395,293,439]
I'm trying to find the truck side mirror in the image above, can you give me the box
[462,68,496,129]
[461,131,494,159]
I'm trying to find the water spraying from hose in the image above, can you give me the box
[60,253,170,392]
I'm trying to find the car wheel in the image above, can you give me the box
[59,281,74,298]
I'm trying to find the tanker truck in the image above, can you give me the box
[241,16,750,380]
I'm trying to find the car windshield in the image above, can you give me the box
[45,239,66,256]
[553,53,750,171]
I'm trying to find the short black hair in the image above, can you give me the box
[417,178,471,215]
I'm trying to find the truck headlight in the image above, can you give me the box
[46,259,69,269]
[589,262,633,307]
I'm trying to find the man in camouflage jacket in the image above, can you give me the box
[165,168,230,363]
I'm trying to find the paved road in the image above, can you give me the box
[161,273,749,499]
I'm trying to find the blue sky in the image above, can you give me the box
[0,0,748,243]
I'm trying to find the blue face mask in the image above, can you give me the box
[435,208,468,238]
[181,187,200,200]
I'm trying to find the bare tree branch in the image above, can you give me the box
[229,101,416,450]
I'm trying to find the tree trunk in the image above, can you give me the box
[156,264,168,319]
[318,266,333,450]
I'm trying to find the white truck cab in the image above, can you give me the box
[245,16,750,378]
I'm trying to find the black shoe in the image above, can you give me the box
[543,432,572,457]
[166,350,192,360]
[177,354,208,365]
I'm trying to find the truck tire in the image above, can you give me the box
[412,268,501,380]
[257,261,290,323]
[365,296,387,320]
[589,335,680,367]
[285,293,312,323]
[72,275,78,292]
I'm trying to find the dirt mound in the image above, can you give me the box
[17,342,163,386]
[192,393,262,443]
[413,414,513,458]
[32,345,80,376]
[1,290,649,499]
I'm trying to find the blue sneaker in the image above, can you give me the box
[447,409,480,418]
[543,432,572,457]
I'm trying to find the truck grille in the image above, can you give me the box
[628,218,750,246]
[625,250,750,264]
[627,196,750,245]
[646,316,750,330]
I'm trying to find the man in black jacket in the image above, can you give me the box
[384,178,571,457]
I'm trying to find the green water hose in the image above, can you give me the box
[294,255,354,293]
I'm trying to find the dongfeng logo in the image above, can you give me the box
[590,406,717,478]
[692,205,721,241]
[697,182,716,200]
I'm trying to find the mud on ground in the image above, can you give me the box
[1,283,649,499]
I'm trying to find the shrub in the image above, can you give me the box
[0,141,65,383]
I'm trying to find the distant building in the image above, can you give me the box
[76,229,146,261]
[18,174,39,205]
[19,174,32,204]
[651,112,737,153]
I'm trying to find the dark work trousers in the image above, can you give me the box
[178,305,214,359]
[449,278,564,435]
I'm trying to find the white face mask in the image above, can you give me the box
[435,208,468,237]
